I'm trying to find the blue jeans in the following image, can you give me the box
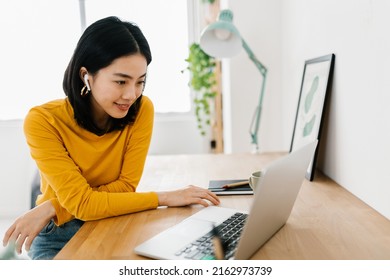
[28,219,84,260]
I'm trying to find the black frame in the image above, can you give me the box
[290,53,335,181]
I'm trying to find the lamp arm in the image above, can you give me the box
[242,39,268,152]
[242,39,267,76]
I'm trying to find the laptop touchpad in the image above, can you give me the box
[172,218,213,237]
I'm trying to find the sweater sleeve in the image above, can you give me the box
[24,97,158,225]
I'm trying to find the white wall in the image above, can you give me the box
[149,114,210,155]
[0,120,36,218]
[281,0,390,220]
[225,0,390,219]
[223,0,284,153]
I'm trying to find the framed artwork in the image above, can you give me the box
[290,54,335,181]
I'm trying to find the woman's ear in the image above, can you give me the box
[79,67,91,90]
[79,67,88,81]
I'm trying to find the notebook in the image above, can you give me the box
[134,140,317,260]
[208,179,253,195]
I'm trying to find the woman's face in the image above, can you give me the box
[86,53,147,130]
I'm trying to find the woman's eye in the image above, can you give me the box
[116,80,126,85]
[137,80,146,86]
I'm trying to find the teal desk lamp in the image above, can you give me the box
[199,9,267,152]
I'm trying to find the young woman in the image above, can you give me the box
[2,16,219,260]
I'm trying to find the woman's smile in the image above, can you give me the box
[114,102,131,111]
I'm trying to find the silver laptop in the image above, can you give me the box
[134,140,317,260]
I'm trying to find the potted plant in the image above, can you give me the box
[183,42,217,136]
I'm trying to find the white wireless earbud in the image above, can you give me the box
[84,74,91,91]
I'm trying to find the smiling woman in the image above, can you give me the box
[2,15,219,260]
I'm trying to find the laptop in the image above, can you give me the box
[134,140,318,260]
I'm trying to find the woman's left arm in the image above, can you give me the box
[2,200,55,255]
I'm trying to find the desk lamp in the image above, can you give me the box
[199,9,267,152]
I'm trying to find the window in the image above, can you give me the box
[0,0,192,120]
[0,0,81,119]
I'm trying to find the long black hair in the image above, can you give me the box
[63,16,152,135]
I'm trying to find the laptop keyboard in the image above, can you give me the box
[174,212,248,260]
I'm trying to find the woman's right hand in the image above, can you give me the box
[157,185,220,208]
[2,200,56,255]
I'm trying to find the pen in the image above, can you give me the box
[222,180,249,189]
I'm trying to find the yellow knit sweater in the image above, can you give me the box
[24,96,158,225]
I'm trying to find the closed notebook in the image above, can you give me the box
[208,179,253,195]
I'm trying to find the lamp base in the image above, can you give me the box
[251,143,260,154]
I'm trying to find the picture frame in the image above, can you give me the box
[290,54,335,181]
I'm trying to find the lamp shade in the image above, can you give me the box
[199,10,243,58]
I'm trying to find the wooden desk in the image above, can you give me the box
[55,153,390,260]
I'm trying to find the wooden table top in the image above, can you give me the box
[55,153,390,260]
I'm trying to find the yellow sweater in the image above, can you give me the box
[24,96,158,225]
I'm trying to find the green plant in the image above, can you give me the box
[183,43,217,136]
[201,0,216,4]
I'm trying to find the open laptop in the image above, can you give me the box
[134,140,317,260]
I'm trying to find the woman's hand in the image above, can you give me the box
[2,200,56,255]
[157,185,220,207]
